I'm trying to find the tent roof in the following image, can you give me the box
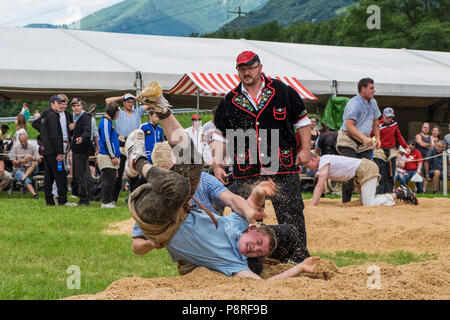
[168,72,317,100]
[0,27,449,101]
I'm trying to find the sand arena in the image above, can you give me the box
[68,198,450,300]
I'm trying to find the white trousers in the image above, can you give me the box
[360,177,395,206]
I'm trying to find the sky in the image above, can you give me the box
[0,0,125,27]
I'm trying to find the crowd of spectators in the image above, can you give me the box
[0,94,449,203]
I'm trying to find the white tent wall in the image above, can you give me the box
[0,27,449,107]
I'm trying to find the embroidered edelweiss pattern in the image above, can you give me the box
[234,87,274,113]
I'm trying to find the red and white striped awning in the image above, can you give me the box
[168,72,317,100]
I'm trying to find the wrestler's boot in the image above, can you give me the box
[395,185,419,205]
[125,129,147,178]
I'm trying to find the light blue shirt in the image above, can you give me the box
[132,172,249,276]
[115,106,145,137]
[166,211,250,276]
[73,110,85,123]
[340,94,381,137]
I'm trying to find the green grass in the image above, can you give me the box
[312,250,437,267]
[0,193,178,300]
[0,190,442,300]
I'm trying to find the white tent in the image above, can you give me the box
[1,27,449,104]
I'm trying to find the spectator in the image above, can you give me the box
[97,102,121,208]
[57,93,74,192]
[315,130,338,156]
[185,114,204,157]
[1,124,13,172]
[431,125,441,145]
[371,107,408,194]
[336,77,381,203]
[400,140,423,193]
[105,93,150,203]
[424,140,446,194]
[0,159,12,194]
[69,98,92,206]
[202,107,217,145]
[394,146,408,188]
[39,95,75,206]
[415,122,433,159]
[309,116,320,149]
[87,104,100,177]
[36,135,45,172]
[13,113,28,149]
[140,110,165,163]
[444,123,450,151]
[21,103,31,120]
[10,133,39,198]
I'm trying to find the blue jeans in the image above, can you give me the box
[13,167,39,187]
[398,170,423,193]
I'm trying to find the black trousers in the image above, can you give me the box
[112,154,138,201]
[101,168,117,204]
[44,153,67,205]
[374,149,396,194]
[339,147,372,203]
[72,152,89,204]
[229,173,310,263]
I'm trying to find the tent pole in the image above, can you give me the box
[331,80,337,98]
[443,151,447,196]
[135,71,142,110]
[197,87,200,115]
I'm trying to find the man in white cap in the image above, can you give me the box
[371,107,408,194]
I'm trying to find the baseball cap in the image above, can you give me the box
[192,114,202,121]
[49,95,62,104]
[236,51,260,67]
[70,97,82,106]
[123,93,136,101]
[383,107,395,117]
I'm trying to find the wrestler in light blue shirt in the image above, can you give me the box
[166,210,250,276]
[340,94,381,137]
[115,106,145,137]
[131,172,250,276]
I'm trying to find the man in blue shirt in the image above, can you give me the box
[140,110,165,162]
[124,92,319,279]
[98,102,121,208]
[336,78,382,203]
[105,93,151,203]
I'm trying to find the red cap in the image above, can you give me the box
[236,51,260,67]
[192,114,202,120]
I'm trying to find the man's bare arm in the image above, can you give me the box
[415,134,432,149]
[218,190,265,224]
[105,96,123,105]
[372,119,381,148]
[310,165,329,206]
[346,119,372,147]
[131,237,158,255]
[233,257,319,280]
[295,125,312,166]
[233,270,261,279]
